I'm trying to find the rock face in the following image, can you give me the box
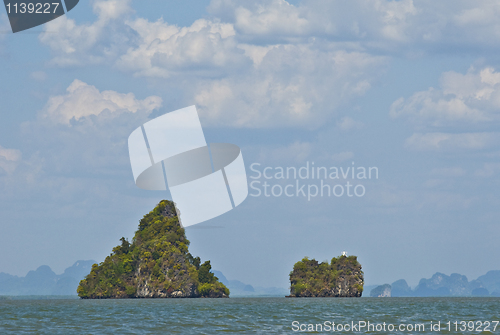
[77,200,229,299]
[476,271,500,295]
[391,279,412,297]
[370,284,391,297]
[370,271,500,297]
[288,255,363,297]
[414,272,471,297]
[0,261,95,296]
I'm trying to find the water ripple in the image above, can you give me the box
[0,297,498,334]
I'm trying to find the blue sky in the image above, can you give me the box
[1,0,500,289]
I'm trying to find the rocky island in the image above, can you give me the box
[77,200,229,298]
[288,255,363,297]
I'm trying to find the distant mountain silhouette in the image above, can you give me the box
[212,270,288,297]
[414,273,470,297]
[0,260,95,296]
[370,284,391,297]
[391,279,412,297]
[370,270,500,297]
[476,271,500,296]
[213,271,255,293]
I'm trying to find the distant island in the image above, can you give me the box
[77,200,229,299]
[288,255,363,297]
[212,271,289,297]
[370,271,500,297]
[0,261,94,296]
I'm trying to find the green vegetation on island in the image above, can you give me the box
[289,255,364,297]
[77,200,229,299]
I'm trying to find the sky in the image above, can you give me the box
[1,0,500,289]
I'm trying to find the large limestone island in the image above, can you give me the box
[288,255,364,297]
[77,200,229,299]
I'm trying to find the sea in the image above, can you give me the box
[0,297,499,334]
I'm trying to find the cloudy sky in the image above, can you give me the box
[1,0,500,289]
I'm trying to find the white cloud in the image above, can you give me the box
[392,66,500,152]
[0,146,22,174]
[116,18,246,77]
[92,0,132,21]
[207,0,417,44]
[7,81,162,206]
[208,0,500,52]
[38,0,500,130]
[238,44,279,67]
[36,0,388,128]
[113,12,384,127]
[40,1,245,73]
[40,80,162,125]
[194,47,384,128]
[391,67,500,127]
[405,132,500,151]
[38,0,500,70]
[39,0,133,66]
[230,0,310,36]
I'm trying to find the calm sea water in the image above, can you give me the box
[0,297,499,334]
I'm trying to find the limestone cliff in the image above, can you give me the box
[288,255,363,297]
[77,200,228,299]
[370,284,391,297]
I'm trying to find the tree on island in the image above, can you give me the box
[77,200,229,299]
[288,255,364,297]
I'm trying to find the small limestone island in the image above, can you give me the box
[77,200,229,299]
[288,254,364,297]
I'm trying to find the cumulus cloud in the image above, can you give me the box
[208,0,500,52]
[35,0,390,128]
[207,0,417,43]
[9,82,163,206]
[39,0,134,66]
[392,66,500,152]
[114,16,383,129]
[40,0,245,73]
[116,18,247,77]
[193,47,384,128]
[213,0,311,37]
[39,0,500,69]
[391,67,500,127]
[40,80,162,125]
[40,0,500,129]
